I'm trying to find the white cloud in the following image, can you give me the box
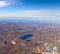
[0,1,10,7]
[0,10,60,18]
[17,10,60,18]
[0,0,17,7]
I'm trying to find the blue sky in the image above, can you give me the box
[0,0,60,18]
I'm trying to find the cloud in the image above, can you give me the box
[0,0,10,7]
[17,10,60,18]
[0,0,17,7]
[0,10,60,18]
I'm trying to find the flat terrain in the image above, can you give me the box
[0,18,60,54]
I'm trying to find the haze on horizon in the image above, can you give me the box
[0,0,60,18]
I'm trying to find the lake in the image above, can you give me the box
[20,34,33,40]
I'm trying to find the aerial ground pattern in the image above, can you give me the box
[0,18,60,54]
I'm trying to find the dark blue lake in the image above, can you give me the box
[20,34,33,40]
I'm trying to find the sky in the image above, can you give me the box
[0,0,60,18]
